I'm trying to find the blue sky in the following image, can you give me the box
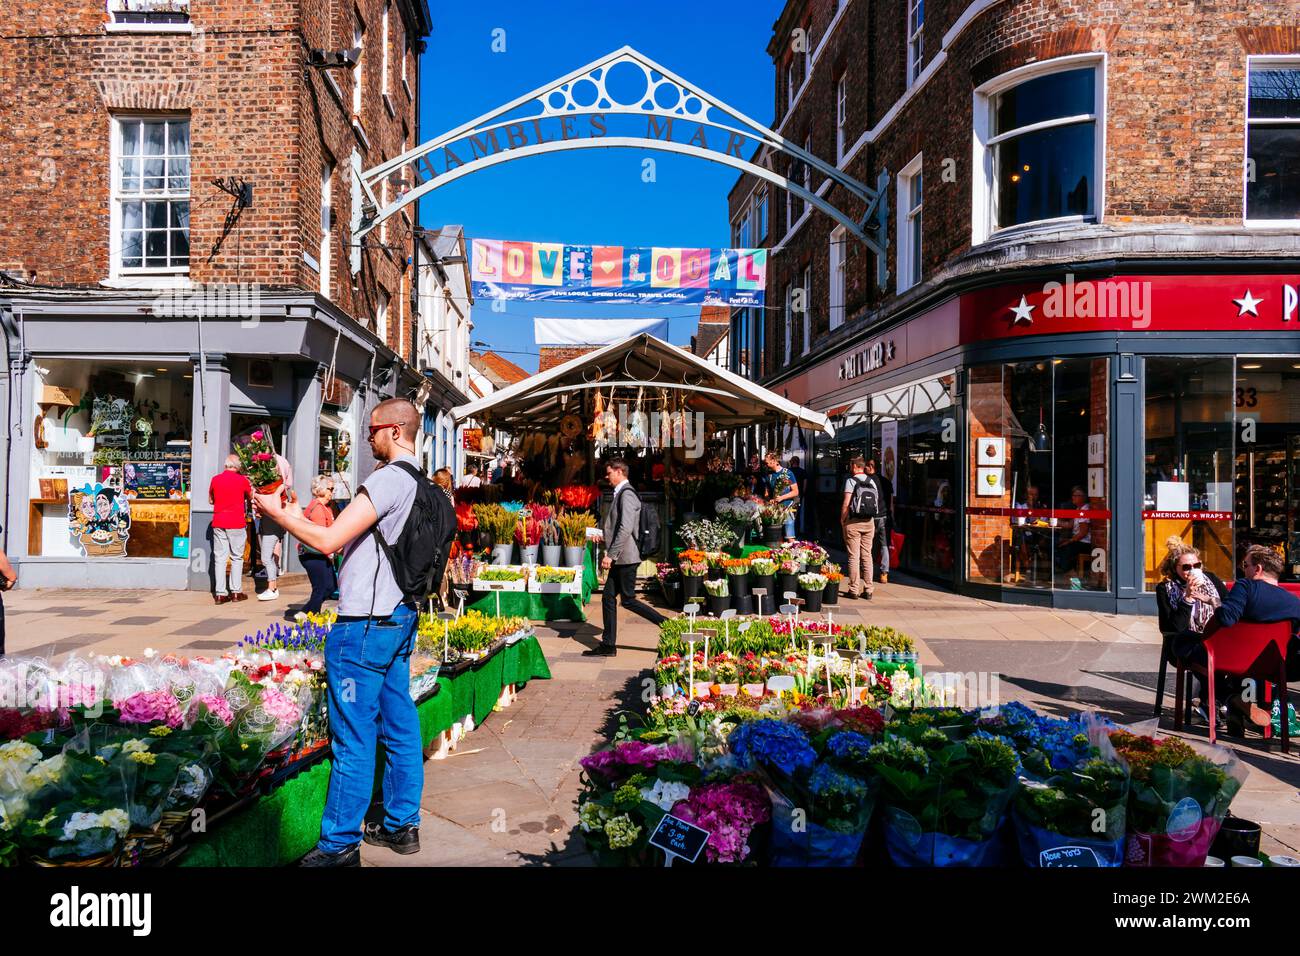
[418,2,783,372]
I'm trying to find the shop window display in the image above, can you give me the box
[1230,358,1300,580]
[966,358,1110,593]
[32,360,193,559]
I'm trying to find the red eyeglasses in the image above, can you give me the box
[368,421,405,439]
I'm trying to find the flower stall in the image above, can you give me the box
[0,610,551,867]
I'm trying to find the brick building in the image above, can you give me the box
[729,0,1300,614]
[0,0,436,589]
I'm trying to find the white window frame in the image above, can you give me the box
[836,74,848,161]
[783,284,793,366]
[801,264,812,356]
[109,114,191,278]
[829,224,846,330]
[1244,55,1300,227]
[756,188,769,241]
[907,0,925,87]
[802,22,812,92]
[106,0,192,31]
[352,19,365,117]
[381,3,391,97]
[319,159,333,298]
[379,174,389,243]
[971,53,1106,246]
[376,287,389,344]
[786,58,796,111]
[897,152,923,293]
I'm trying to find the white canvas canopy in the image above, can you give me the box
[450,333,834,436]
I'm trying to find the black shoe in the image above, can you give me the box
[863,592,874,600]
[298,844,360,867]
[582,645,617,657]
[363,822,421,855]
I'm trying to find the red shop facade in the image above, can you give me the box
[780,270,1300,615]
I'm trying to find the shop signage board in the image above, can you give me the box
[472,239,767,307]
[123,461,187,499]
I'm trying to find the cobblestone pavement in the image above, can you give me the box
[6,573,1299,863]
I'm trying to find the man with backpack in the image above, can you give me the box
[253,397,442,866]
[841,456,881,600]
[589,458,666,657]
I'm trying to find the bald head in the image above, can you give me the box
[224,453,242,471]
[373,398,419,443]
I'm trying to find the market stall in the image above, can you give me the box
[447,334,835,622]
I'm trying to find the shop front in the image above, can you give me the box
[777,272,1300,614]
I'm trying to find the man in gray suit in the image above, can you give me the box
[587,458,667,657]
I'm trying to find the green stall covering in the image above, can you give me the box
[467,543,598,622]
[179,636,551,867]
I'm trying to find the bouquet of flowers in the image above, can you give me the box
[778,558,801,575]
[477,567,525,582]
[557,484,600,511]
[455,501,478,532]
[447,554,483,587]
[534,566,576,584]
[513,512,543,547]
[712,657,739,685]
[798,573,828,591]
[539,517,560,547]
[665,474,703,501]
[749,558,777,576]
[234,429,282,493]
[1109,729,1245,867]
[577,738,699,865]
[703,578,729,598]
[670,778,771,864]
[738,653,767,688]
[679,519,738,552]
[654,655,683,691]
[679,559,707,578]
[557,511,597,547]
[869,725,1021,866]
[759,502,795,527]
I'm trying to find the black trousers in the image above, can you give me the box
[601,563,667,648]
[300,553,336,615]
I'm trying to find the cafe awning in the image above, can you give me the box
[449,333,834,436]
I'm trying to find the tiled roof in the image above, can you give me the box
[471,350,529,385]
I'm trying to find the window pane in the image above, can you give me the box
[1231,359,1300,580]
[143,156,166,192]
[1249,68,1300,120]
[1247,126,1300,220]
[168,157,190,192]
[143,122,166,155]
[122,202,143,230]
[1143,358,1235,591]
[119,120,140,157]
[1053,358,1109,592]
[1007,362,1053,590]
[994,121,1094,227]
[168,120,191,155]
[145,230,168,266]
[909,209,922,283]
[993,67,1094,135]
[170,201,190,230]
[120,157,140,193]
[170,228,190,263]
[121,231,143,268]
[909,170,923,210]
[145,201,168,228]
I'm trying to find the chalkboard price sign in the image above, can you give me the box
[648,813,711,865]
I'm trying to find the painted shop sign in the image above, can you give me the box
[838,338,896,381]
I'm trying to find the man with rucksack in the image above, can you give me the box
[253,397,439,866]
[840,456,880,600]
[865,457,893,583]
[590,457,666,657]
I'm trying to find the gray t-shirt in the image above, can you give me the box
[337,454,419,617]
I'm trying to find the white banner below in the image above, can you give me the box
[533,316,670,346]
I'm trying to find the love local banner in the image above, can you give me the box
[472,239,766,307]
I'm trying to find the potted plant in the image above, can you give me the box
[724,557,752,598]
[759,502,793,544]
[777,558,802,603]
[654,655,683,697]
[713,656,739,697]
[473,503,519,565]
[798,572,827,612]
[557,511,595,567]
[235,429,285,495]
[515,511,542,565]
[703,576,730,616]
[800,544,827,574]
[690,653,712,698]
[823,568,842,606]
[540,517,562,567]
[679,557,707,601]
[739,654,766,697]
[749,555,777,599]
[656,562,683,610]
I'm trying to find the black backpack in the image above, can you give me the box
[613,486,661,558]
[848,474,881,520]
[369,461,445,603]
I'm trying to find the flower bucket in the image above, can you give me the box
[521,545,539,565]
[750,573,775,597]
[491,544,514,566]
[542,544,563,566]
[762,524,785,544]
[562,545,586,567]
[731,593,754,615]
[800,587,823,613]
[804,561,823,575]
[822,581,840,605]
[661,577,684,610]
[706,594,730,617]
[707,564,724,581]
[727,572,751,597]
[682,575,703,600]
[777,573,800,600]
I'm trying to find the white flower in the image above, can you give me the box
[61,811,104,841]
[0,741,42,794]
[121,739,150,755]
[99,808,130,838]
[143,648,156,659]
[24,754,65,790]
[639,779,691,811]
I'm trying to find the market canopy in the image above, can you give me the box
[450,333,834,436]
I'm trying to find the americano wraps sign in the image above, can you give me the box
[472,239,766,306]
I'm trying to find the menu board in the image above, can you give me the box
[123,461,187,499]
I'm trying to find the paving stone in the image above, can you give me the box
[112,616,167,626]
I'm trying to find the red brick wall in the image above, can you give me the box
[734,0,1300,383]
[0,0,421,360]
[538,346,595,372]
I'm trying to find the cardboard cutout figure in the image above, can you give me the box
[68,483,132,556]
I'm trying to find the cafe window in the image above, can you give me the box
[32,360,193,559]
[975,60,1100,239]
[1231,358,1300,580]
[966,357,1110,593]
[1246,61,1300,222]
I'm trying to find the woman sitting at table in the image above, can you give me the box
[1156,536,1228,725]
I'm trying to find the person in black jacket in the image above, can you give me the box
[430,468,458,611]
[1156,538,1228,725]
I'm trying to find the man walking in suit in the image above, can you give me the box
[588,458,667,657]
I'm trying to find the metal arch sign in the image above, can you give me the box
[350,46,888,277]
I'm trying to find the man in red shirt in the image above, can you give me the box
[209,453,253,604]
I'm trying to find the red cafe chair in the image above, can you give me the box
[1174,620,1290,753]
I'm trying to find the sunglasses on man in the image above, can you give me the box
[368,421,405,440]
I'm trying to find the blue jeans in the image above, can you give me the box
[318,602,422,853]
[784,502,798,539]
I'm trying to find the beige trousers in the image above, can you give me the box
[844,519,876,596]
